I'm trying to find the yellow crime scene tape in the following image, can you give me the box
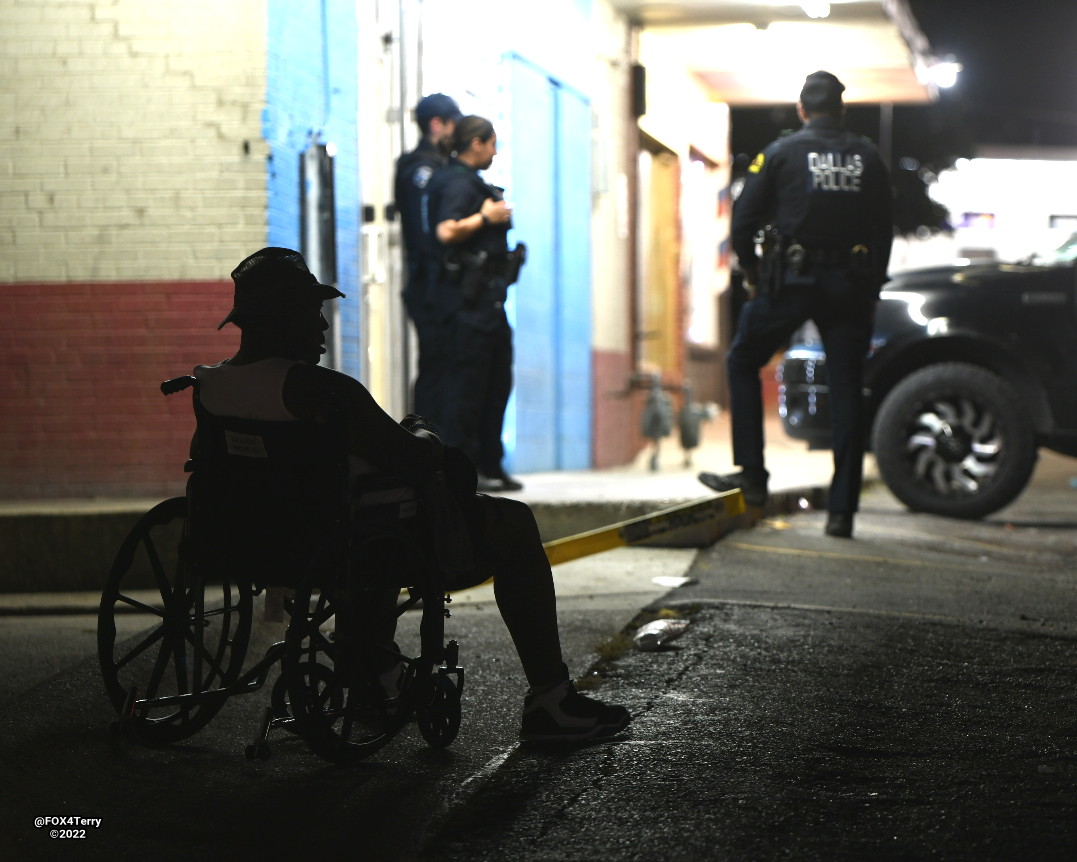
[542,489,746,567]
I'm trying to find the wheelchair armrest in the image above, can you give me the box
[162,376,196,396]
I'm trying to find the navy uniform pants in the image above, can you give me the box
[726,266,875,514]
[403,265,448,425]
[439,315,514,477]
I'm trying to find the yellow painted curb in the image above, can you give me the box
[542,489,746,566]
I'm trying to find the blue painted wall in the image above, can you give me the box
[264,0,361,379]
[505,54,592,471]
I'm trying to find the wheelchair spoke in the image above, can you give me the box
[181,625,229,686]
[144,634,174,700]
[140,532,172,605]
[113,624,167,672]
[99,497,252,743]
[115,593,166,617]
[201,604,240,619]
[172,640,190,698]
[189,591,203,695]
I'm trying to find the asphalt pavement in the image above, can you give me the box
[425,455,1077,861]
[1,414,1076,861]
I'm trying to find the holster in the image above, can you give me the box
[458,250,490,305]
[504,242,527,286]
[848,244,873,287]
[756,225,784,297]
[457,243,527,305]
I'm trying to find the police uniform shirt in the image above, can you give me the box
[426,158,511,259]
[394,137,447,276]
[732,116,893,287]
[423,158,513,328]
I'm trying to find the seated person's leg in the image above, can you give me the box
[459,495,631,742]
[338,535,409,696]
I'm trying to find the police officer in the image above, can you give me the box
[699,71,893,538]
[423,115,524,492]
[394,93,462,424]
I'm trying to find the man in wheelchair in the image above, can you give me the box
[193,247,630,743]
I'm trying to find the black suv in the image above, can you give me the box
[778,234,1077,518]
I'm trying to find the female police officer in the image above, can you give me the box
[422,115,524,493]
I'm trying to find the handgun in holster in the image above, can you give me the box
[458,249,489,305]
[756,224,784,297]
[503,242,527,286]
[848,244,872,285]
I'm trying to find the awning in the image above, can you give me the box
[610,0,939,104]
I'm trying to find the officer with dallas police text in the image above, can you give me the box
[423,115,526,492]
[394,93,462,424]
[699,71,893,538]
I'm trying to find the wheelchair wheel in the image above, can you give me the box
[417,672,461,748]
[97,497,252,745]
[284,581,399,763]
[284,661,398,763]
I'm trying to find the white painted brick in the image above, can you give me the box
[41,211,91,228]
[5,0,268,283]
[5,213,42,229]
[41,3,95,25]
[2,4,46,24]
[19,258,67,282]
[3,38,59,58]
[5,176,44,193]
[28,192,80,210]
[40,176,93,192]
[53,38,84,54]
[18,89,67,109]
[9,21,66,40]
[72,37,113,56]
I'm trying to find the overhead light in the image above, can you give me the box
[931,61,962,89]
[919,56,962,89]
[801,2,830,18]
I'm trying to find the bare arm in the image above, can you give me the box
[436,197,511,244]
[282,362,443,478]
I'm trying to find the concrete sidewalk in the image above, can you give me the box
[514,408,840,509]
[0,410,844,602]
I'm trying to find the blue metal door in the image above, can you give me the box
[504,55,592,472]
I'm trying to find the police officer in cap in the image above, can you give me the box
[394,93,462,424]
[699,71,893,538]
[423,115,524,492]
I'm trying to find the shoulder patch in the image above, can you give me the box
[413,165,434,189]
[748,153,765,174]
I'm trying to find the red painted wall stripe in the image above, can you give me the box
[1,280,240,500]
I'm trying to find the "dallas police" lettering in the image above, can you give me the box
[807,152,863,191]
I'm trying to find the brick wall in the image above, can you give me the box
[0,2,366,501]
[1,0,269,282]
[1,280,239,499]
[592,347,644,469]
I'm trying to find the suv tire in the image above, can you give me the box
[872,362,1037,519]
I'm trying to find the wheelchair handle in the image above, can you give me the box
[161,376,197,396]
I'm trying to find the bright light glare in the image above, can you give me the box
[800,2,830,17]
[925,60,962,89]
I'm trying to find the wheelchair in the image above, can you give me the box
[97,376,464,764]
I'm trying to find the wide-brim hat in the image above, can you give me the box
[218,247,345,330]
